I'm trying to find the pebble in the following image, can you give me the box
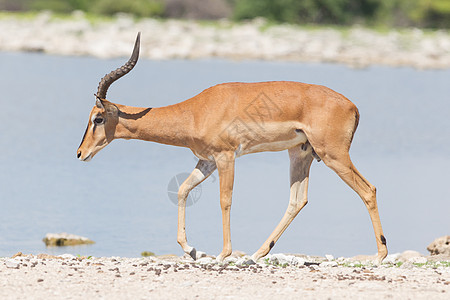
[58,254,77,260]
[320,261,338,267]
[409,256,428,264]
[292,257,305,266]
[197,257,213,265]
[5,259,20,269]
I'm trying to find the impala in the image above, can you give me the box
[77,33,388,264]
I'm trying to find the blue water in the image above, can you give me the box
[0,52,449,258]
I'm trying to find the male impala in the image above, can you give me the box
[77,33,388,264]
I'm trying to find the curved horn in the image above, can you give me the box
[96,32,141,99]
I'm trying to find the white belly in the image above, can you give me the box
[236,122,308,156]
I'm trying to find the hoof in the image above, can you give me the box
[374,257,383,266]
[215,254,227,264]
[243,259,256,265]
[189,248,197,261]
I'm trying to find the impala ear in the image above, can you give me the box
[95,94,104,109]
[96,99,104,109]
[104,102,118,116]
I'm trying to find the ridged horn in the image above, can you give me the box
[96,32,141,99]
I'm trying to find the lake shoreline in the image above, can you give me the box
[0,11,449,69]
[1,251,449,299]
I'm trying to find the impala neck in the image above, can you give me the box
[114,104,192,148]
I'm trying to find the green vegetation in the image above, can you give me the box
[338,260,450,268]
[412,261,450,268]
[339,262,366,268]
[0,0,448,28]
[141,251,155,257]
[263,257,289,268]
[0,0,164,18]
[232,0,450,28]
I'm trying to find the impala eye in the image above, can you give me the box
[94,117,104,124]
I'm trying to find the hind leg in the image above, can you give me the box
[250,145,314,262]
[177,160,216,260]
[321,152,388,264]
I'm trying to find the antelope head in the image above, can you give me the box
[77,33,140,161]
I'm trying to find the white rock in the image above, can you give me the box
[223,256,237,264]
[58,254,76,260]
[408,256,427,264]
[270,253,289,265]
[197,257,213,265]
[400,261,415,269]
[384,253,400,264]
[398,250,423,262]
[427,236,450,255]
[325,254,334,261]
[291,257,305,266]
[230,250,247,258]
[5,259,20,269]
[43,232,94,245]
[320,261,338,267]
[235,257,255,266]
[181,281,193,287]
[195,251,206,259]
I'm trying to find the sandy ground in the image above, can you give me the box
[1,252,449,299]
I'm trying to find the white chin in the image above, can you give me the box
[81,154,92,162]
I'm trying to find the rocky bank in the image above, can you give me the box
[0,11,449,69]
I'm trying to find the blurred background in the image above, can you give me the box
[0,0,449,28]
[0,1,449,259]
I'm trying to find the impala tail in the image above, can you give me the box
[77,32,141,161]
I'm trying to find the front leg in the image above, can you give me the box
[214,152,235,262]
[177,160,216,259]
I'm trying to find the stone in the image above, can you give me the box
[223,256,237,264]
[230,250,246,258]
[197,257,213,265]
[426,254,450,262]
[37,254,62,259]
[383,253,400,264]
[11,252,23,258]
[43,233,95,246]
[320,261,338,267]
[58,254,77,260]
[399,261,415,269]
[427,236,450,256]
[5,259,20,269]
[325,254,334,261]
[409,256,427,264]
[196,251,207,259]
[397,250,423,262]
[270,253,290,265]
[235,257,255,266]
[291,257,305,266]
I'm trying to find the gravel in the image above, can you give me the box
[1,251,449,299]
